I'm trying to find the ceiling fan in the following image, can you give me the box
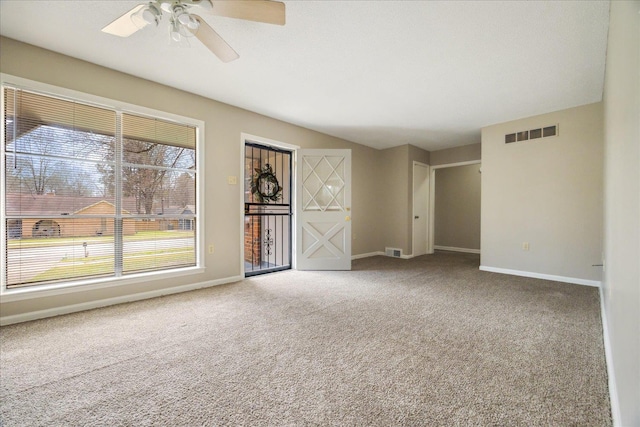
[101,0,285,63]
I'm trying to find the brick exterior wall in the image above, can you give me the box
[244,216,262,265]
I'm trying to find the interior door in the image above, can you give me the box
[296,149,351,270]
[412,162,429,256]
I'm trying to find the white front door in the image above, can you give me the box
[412,162,429,257]
[296,149,351,270]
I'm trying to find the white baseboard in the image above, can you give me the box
[355,250,479,260]
[0,275,243,326]
[351,251,385,260]
[434,245,481,254]
[479,266,602,287]
[599,287,621,426]
[352,251,415,260]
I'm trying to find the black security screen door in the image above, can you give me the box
[244,142,292,276]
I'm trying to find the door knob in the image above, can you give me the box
[414,216,419,219]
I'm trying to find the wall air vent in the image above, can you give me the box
[505,124,558,144]
[385,247,403,258]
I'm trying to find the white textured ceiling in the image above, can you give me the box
[0,1,610,151]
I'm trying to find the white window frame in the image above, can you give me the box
[0,74,205,302]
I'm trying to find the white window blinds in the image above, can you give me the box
[3,86,197,289]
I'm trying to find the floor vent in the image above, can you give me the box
[505,124,558,144]
[385,247,403,258]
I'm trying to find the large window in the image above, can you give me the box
[2,85,199,291]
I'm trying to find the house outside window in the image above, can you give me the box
[2,83,201,292]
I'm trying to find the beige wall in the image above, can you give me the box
[602,1,640,425]
[480,102,604,282]
[430,143,481,166]
[434,164,481,250]
[378,144,430,255]
[379,145,409,253]
[0,37,384,318]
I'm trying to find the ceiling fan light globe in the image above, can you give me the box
[142,9,159,25]
[133,3,162,27]
[130,12,148,29]
[185,15,200,30]
[170,20,182,42]
[177,12,191,25]
[188,20,200,30]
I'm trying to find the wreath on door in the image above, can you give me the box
[251,164,282,203]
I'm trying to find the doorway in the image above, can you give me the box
[244,142,292,276]
[412,161,430,256]
[429,161,481,254]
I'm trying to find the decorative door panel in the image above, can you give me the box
[296,149,351,270]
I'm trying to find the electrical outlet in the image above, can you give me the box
[208,244,214,254]
[522,242,530,251]
[227,176,237,185]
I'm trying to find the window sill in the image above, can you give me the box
[0,266,206,303]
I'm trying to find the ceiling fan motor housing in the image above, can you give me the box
[160,0,212,13]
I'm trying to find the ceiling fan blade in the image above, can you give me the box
[191,15,240,62]
[210,0,285,25]
[102,4,148,37]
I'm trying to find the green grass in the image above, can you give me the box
[31,247,195,283]
[56,246,191,264]
[8,230,194,249]
[123,251,195,273]
[32,261,115,282]
[124,231,194,242]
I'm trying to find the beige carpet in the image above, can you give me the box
[0,251,611,426]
